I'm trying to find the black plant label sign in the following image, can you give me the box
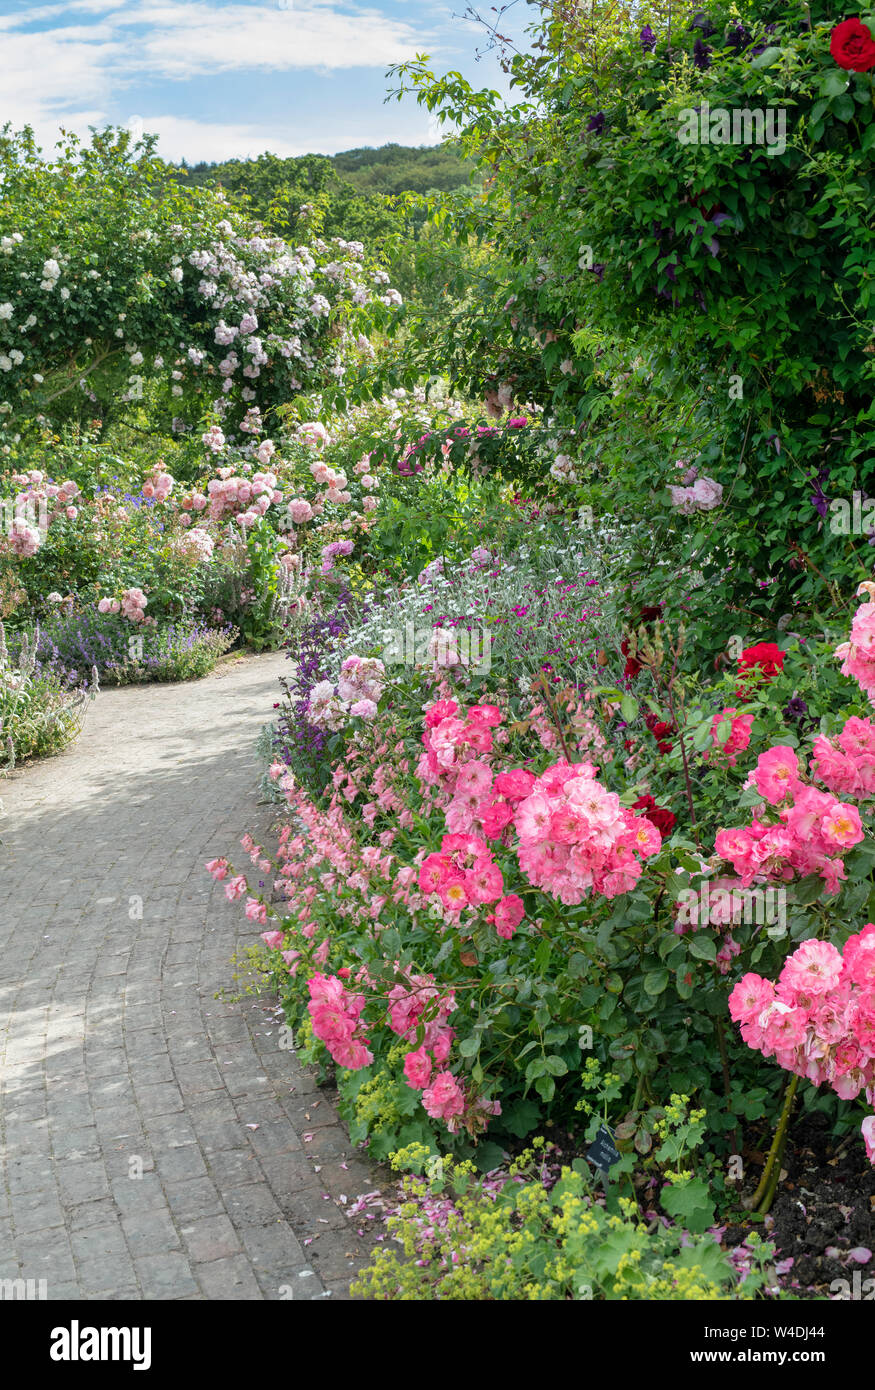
[586,1123,621,1175]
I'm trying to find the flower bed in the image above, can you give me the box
[0,622,94,768]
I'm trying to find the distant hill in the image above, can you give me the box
[174,142,475,200]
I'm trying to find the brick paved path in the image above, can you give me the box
[0,653,380,1300]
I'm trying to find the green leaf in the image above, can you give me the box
[620,694,638,722]
[831,93,856,124]
[736,784,764,808]
[473,1140,506,1173]
[749,46,782,69]
[820,69,850,98]
[692,720,713,751]
[543,1054,569,1077]
[660,1178,716,1234]
[688,935,717,963]
[501,1098,541,1138]
[534,1073,556,1102]
[458,1036,480,1058]
[793,873,825,906]
[525,1057,547,1086]
[643,968,669,996]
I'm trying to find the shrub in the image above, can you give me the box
[351,1140,791,1301]
[12,609,236,685]
[0,623,93,767]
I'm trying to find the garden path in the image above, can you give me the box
[0,651,380,1300]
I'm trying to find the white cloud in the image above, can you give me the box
[127,2,425,78]
[0,0,439,157]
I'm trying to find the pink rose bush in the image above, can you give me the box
[208,670,675,1146]
[0,470,83,559]
[669,475,723,514]
[835,583,875,701]
[306,655,386,731]
[714,734,865,893]
[205,537,875,1176]
[417,696,661,909]
[730,926,875,1163]
[703,707,753,767]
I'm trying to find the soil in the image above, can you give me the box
[731,1112,875,1298]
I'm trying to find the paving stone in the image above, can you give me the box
[10,1190,67,1235]
[121,1207,183,1257]
[135,1252,199,1299]
[180,1214,241,1263]
[154,1146,209,1184]
[193,1254,263,1300]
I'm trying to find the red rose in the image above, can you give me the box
[621,637,643,679]
[830,17,875,72]
[736,642,785,697]
[649,806,677,836]
[639,604,663,624]
[632,796,676,836]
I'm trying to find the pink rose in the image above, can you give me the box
[422,1071,465,1121]
[403,1047,432,1090]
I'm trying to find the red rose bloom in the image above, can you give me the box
[650,807,676,835]
[736,642,785,697]
[620,637,643,679]
[830,17,875,71]
[632,795,676,837]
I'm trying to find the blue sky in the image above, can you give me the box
[0,0,536,162]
